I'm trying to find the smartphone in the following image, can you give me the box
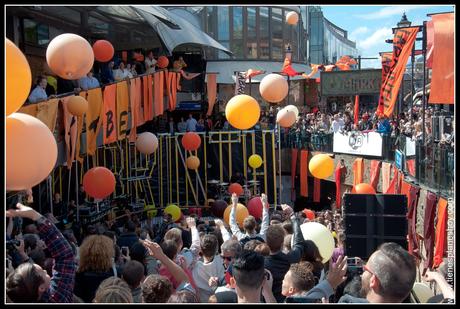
[121,246,129,256]
[347,257,361,265]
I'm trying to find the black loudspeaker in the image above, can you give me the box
[343,194,408,260]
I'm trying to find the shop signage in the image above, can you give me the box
[321,69,382,96]
[333,131,383,157]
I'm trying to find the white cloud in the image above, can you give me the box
[357,27,392,51]
[349,26,369,41]
[355,5,434,20]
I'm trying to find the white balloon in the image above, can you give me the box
[300,222,335,263]
[276,108,296,128]
[136,132,158,154]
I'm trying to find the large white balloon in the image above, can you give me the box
[136,132,158,154]
[300,222,335,263]
[276,108,297,128]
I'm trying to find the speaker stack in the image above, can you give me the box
[343,194,408,260]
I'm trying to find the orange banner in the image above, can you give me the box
[300,150,309,197]
[352,158,364,186]
[148,74,155,120]
[428,13,454,104]
[433,198,448,268]
[206,73,217,116]
[426,20,434,69]
[142,75,150,122]
[103,84,117,144]
[62,96,78,169]
[129,78,143,142]
[117,81,129,140]
[380,52,393,86]
[85,88,104,156]
[354,95,359,125]
[378,27,419,117]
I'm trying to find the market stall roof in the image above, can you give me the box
[133,6,232,56]
[205,60,319,84]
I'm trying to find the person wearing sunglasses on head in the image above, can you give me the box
[339,242,416,303]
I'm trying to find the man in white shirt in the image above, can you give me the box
[145,51,157,75]
[186,114,198,132]
[28,75,50,103]
[330,113,345,133]
[114,62,133,81]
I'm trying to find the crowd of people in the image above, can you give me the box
[6,190,454,304]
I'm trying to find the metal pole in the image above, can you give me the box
[249,76,252,96]
[287,75,291,105]
[75,161,79,222]
[422,22,427,145]
[278,123,282,205]
[411,44,415,110]
[358,55,361,70]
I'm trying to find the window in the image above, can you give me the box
[272,8,283,60]
[247,7,256,38]
[23,19,37,44]
[218,7,229,40]
[37,24,49,46]
[233,6,243,40]
[259,7,269,59]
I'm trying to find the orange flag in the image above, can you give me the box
[18,104,38,116]
[62,96,78,169]
[324,65,336,72]
[102,84,117,145]
[302,64,320,79]
[378,27,419,117]
[335,63,350,71]
[129,78,143,142]
[352,158,364,186]
[433,198,448,268]
[300,150,309,197]
[85,88,104,156]
[426,20,434,69]
[158,71,165,116]
[354,95,359,125]
[116,81,129,140]
[142,75,150,122]
[148,74,155,119]
[380,52,393,87]
[206,73,217,116]
[428,13,454,104]
[381,162,392,192]
[400,180,411,207]
[245,69,264,79]
[36,99,59,132]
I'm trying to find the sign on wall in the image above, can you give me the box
[321,69,382,96]
[333,131,383,157]
[405,136,416,157]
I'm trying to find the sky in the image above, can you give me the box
[319,5,454,68]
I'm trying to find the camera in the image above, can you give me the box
[6,239,21,251]
[347,257,363,276]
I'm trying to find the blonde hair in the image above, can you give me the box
[78,235,115,273]
[93,276,133,303]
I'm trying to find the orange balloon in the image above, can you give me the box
[228,183,244,196]
[157,56,169,69]
[224,203,250,227]
[182,132,201,151]
[6,38,32,116]
[136,132,158,154]
[46,33,94,80]
[92,40,114,62]
[6,113,58,191]
[286,11,299,25]
[352,183,376,194]
[225,95,260,130]
[83,167,116,199]
[67,95,88,116]
[276,108,297,128]
[186,156,200,170]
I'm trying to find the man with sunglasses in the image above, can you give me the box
[339,242,416,303]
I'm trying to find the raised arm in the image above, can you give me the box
[286,214,305,263]
[259,194,270,240]
[142,239,188,287]
[215,219,231,242]
[186,217,201,257]
[229,193,245,240]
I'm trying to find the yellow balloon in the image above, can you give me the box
[309,154,334,179]
[225,95,260,130]
[67,95,88,116]
[300,222,335,263]
[164,204,181,222]
[248,154,263,169]
[223,203,249,227]
[6,39,32,116]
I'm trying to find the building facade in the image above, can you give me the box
[308,6,358,65]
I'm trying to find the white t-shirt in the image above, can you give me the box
[145,57,157,74]
[331,119,345,133]
[192,255,226,303]
[114,69,133,81]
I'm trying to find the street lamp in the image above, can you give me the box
[397,12,412,28]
